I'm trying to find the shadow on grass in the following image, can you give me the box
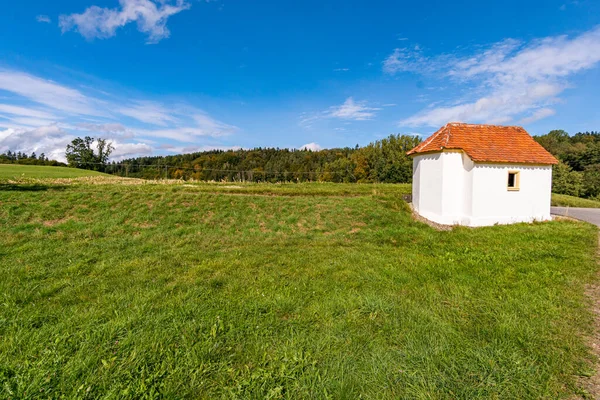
[0,184,67,192]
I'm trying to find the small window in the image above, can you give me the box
[507,171,520,191]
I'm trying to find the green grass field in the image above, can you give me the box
[552,193,600,208]
[0,164,108,179]
[0,173,599,398]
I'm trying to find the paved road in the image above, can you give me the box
[552,207,600,227]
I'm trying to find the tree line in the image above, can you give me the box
[4,128,600,198]
[0,150,65,166]
[534,130,600,198]
[104,134,422,183]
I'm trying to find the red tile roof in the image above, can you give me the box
[407,123,558,164]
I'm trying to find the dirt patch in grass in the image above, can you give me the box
[130,222,156,229]
[43,217,72,227]
[408,203,454,231]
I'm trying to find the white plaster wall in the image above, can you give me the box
[412,156,421,211]
[412,152,464,225]
[440,152,464,222]
[461,153,475,222]
[412,153,442,218]
[467,164,553,226]
[411,151,553,227]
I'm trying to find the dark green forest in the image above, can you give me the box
[107,134,422,183]
[534,130,600,198]
[0,150,65,166]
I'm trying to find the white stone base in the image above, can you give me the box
[416,209,552,227]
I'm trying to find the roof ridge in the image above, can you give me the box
[442,124,452,147]
[447,122,525,130]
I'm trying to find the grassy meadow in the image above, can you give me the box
[0,164,108,179]
[552,193,600,209]
[0,170,599,398]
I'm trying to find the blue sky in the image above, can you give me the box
[0,0,599,161]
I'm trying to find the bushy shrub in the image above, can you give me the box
[552,162,583,197]
[583,164,600,199]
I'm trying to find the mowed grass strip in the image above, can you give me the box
[0,182,598,399]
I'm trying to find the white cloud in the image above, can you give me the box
[59,0,191,44]
[0,70,100,115]
[0,69,239,161]
[0,125,154,162]
[141,122,236,142]
[383,46,429,75]
[519,108,556,124]
[109,141,153,160]
[77,122,127,133]
[132,106,238,141]
[327,97,380,121]
[299,142,321,151]
[401,84,562,127]
[118,103,238,140]
[119,101,178,126]
[0,104,58,120]
[299,97,380,129]
[0,125,74,162]
[0,117,61,129]
[191,113,238,136]
[333,68,349,72]
[76,122,136,139]
[395,26,600,127]
[36,15,51,23]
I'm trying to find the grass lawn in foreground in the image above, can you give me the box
[0,180,598,398]
[0,164,108,179]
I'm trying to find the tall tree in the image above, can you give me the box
[65,136,114,171]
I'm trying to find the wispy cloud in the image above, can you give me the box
[327,97,380,121]
[122,102,238,140]
[519,108,556,124]
[0,104,58,120]
[383,46,429,75]
[0,125,75,161]
[109,141,153,160]
[299,97,381,128]
[59,0,191,44]
[0,68,239,161]
[390,26,600,127]
[36,15,51,23]
[119,101,178,126]
[0,70,102,115]
[299,97,380,128]
[77,122,128,133]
